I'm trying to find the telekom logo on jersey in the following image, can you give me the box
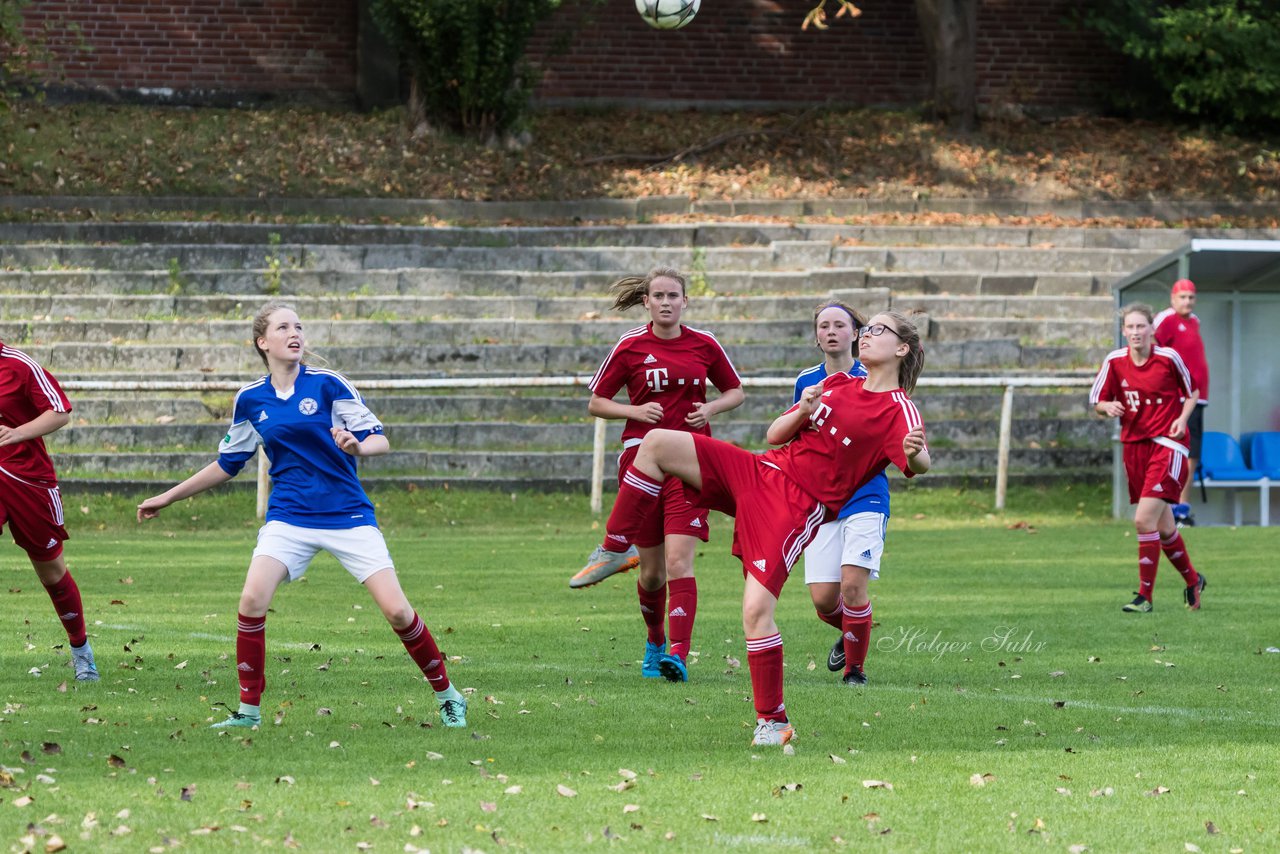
[1124,390,1141,412]
[645,367,669,392]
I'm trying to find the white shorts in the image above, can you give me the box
[253,520,394,584]
[802,511,887,585]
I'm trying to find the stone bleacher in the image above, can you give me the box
[4,219,1269,494]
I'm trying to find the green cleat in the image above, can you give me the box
[1122,593,1153,613]
[210,711,261,730]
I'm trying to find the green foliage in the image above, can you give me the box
[1078,0,1280,130]
[369,0,562,140]
[1,0,38,111]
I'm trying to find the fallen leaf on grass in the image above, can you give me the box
[700,814,718,821]
[862,780,893,790]
[556,784,576,797]
[829,754,847,765]
[970,773,995,787]
[504,786,522,795]
[13,795,33,806]
[107,755,127,768]
[623,804,639,814]
[1146,786,1171,796]
[42,742,61,755]
[751,813,767,822]
[480,802,496,813]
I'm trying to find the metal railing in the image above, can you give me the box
[62,375,1097,516]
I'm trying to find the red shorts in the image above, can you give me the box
[1123,440,1188,505]
[0,472,68,561]
[687,433,829,598]
[618,445,710,548]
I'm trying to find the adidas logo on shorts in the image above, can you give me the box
[752,559,767,572]
[689,518,701,528]
[860,549,873,560]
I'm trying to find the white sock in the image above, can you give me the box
[238,703,261,718]
[434,685,462,702]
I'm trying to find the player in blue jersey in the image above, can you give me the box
[137,301,467,730]
[794,302,894,686]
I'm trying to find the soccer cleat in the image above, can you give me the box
[1172,503,1195,527]
[1122,593,1153,613]
[210,711,261,730]
[642,641,665,678]
[70,642,99,682]
[657,653,688,683]
[826,636,845,672]
[841,665,868,686]
[438,694,468,728]
[750,718,795,747]
[1184,572,1207,610]
[569,545,640,589]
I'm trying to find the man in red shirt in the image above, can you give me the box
[1153,279,1208,524]
[1,341,99,681]
[1090,305,1205,613]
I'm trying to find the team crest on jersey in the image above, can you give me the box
[298,397,319,416]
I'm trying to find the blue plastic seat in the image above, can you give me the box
[1199,432,1265,481]
[1246,432,1280,479]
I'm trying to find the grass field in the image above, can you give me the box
[3,486,1277,853]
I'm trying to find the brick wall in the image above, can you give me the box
[22,0,1119,110]
[22,0,357,101]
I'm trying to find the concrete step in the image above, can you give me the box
[6,219,1278,249]
[0,292,1113,323]
[29,339,1109,374]
[3,267,1114,298]
[0,241,1170,276]
[0,315,1113,349]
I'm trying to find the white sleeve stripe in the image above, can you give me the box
[1,346,67,412]
[305,366,364,402]
[589,327,647,391]
[891,391,923,432]
[1089,351,1125,403]
[1153,345,1194,394]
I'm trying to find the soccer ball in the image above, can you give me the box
[635,0,700,30]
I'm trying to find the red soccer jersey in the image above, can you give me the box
[1089,346,1194,444]
[761,372,923,514]
[0,342,71,486]
[589,323,742,445]
[1153,308,1209,403]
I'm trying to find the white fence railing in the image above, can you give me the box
[62,375,1098,516]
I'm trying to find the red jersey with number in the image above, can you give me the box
[1089,346,1193,444]
[589,324,742,446]
[762,371,922,514]
[0,342,71,486]
[1153,308,1208,403]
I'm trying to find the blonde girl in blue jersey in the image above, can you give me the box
[137,301,467,730]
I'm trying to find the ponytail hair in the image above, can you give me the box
[608,267,687,312]
[880,310,925,394]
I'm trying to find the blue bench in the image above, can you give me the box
[1196,431,1270,526]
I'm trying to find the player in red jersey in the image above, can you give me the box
[569,267,745,685]
[1090,303,1205,613]
[1153,279,1208,523]
[576,310,929,746]
[0,341,99,682]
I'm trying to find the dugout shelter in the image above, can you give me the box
[1111,239,1280,525]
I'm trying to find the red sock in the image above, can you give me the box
[395,612,451,692]
[746,633,786,722]
[842,602,873,670]
[1160,531,1199,586]
[666,577,697,660]
[236,613,267,706]
[603,466,663,552]
[815,598,843,629]
[638,581,667,646]
[1136,531,1160,601]
[43,571,87,648]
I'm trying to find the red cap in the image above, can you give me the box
[1172,278,1196,295]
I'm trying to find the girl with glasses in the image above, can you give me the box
[573,310,929,746]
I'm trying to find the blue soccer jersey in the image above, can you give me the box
[792,361,892,520]
[217,364,383,529]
